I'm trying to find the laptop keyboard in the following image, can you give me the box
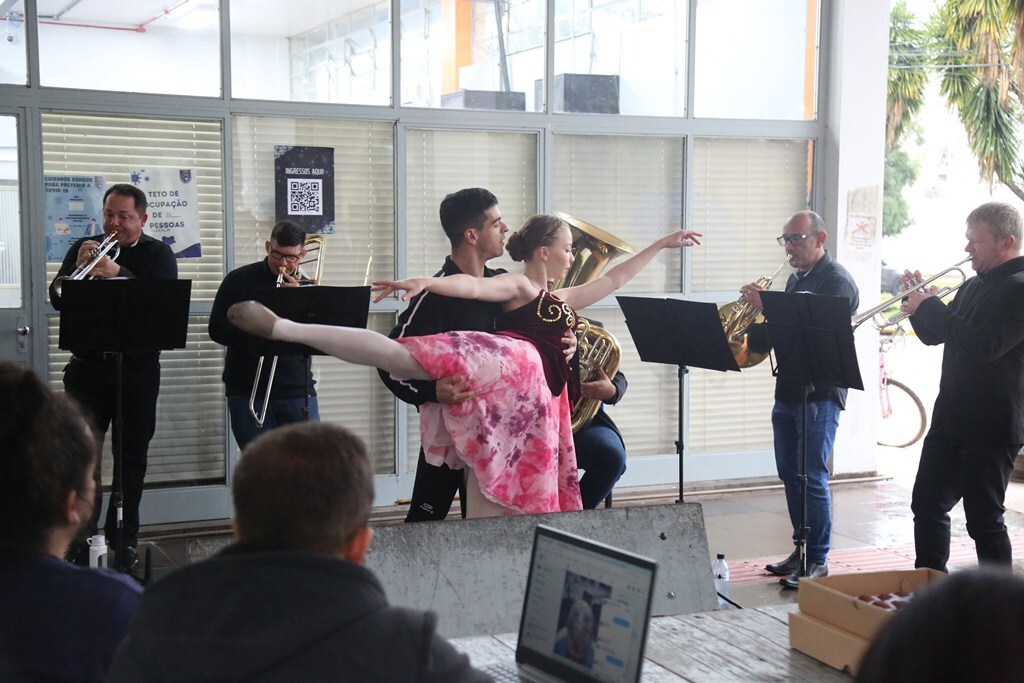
[480,662,533,682]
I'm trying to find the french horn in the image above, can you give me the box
[550,212,636,432]
[719,260,790,368]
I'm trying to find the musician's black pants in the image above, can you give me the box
[64,356,161,549]
[404,448,466,522]
[912,433,1019,572]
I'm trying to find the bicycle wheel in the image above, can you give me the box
[877,379,927,448]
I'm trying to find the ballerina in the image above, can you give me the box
[229,214,701,517]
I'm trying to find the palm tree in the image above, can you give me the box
[887,0,930,150]
[933,0,1024,201]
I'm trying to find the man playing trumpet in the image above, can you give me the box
[900,202,1024,572]
[49,183,178,570]
[209,219,320,450]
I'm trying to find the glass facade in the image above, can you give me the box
[3,0,842,521]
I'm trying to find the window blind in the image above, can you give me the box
[42,112,227,487]
[232,115,397,473]
[687,137,814,453]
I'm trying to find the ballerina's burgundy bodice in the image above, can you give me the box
[495,289,579,403]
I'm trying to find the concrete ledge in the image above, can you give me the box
[364,502,716,638]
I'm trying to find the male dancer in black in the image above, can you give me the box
[378,188,509,521]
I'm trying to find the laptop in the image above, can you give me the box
[483,525,658,683]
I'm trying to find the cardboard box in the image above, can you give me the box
[789,611,870,676]
[798,568,946,640]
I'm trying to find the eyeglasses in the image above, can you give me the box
[269,249,302,263]
[776,233,817,246]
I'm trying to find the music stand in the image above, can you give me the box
[617,296,740,502]
[59,278,192,573]
[248,286,371,420]
[760,290,862,582]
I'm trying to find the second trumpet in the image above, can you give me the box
[852,257,970,330]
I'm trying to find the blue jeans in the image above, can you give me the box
[227,395,320,451]
[771,399,841,564]
[574,422,627,509]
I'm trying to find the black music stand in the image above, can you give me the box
[249,286,371,420]
[617,296,740,502]
[58,278,192,573]
[761,290,862,583]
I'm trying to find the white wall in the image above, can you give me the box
[822,0,890,477]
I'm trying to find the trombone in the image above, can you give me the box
[852,257,971,330]
[248,235,327,428]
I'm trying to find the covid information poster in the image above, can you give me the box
[44,174,106,262]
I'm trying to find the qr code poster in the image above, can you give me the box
[274,145,336,234]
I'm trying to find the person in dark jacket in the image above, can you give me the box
[0,363,142,683]
[49,183,178,570]
[738,210,860,588]
[108,422,489,683]
[209,219,319,450]
[901,201,1024,572]
[574,367,629,509]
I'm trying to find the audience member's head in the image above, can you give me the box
[232,422,374,560]
[0,362,96,555]
[857,568,1024,683]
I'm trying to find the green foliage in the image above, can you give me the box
[883,147,919,237]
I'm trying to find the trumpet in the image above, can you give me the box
[53,231,120,297]
[852,257,971,330]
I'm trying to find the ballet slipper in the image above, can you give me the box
[228,301,280,339]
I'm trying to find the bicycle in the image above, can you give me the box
[877,325,927,448]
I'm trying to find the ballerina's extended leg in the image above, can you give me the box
[228,301,431,380]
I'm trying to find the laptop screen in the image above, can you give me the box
[514,525,658,683]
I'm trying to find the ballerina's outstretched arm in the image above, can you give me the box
[555,228,702,310]
[371,272,536,308]
[227,301,433,381]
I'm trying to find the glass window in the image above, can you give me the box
[552,0,687,116]
[688,137,814,454]
[693,0,819,120]
[400,0,544,111]
[36,0,221,96]
[0,6,27,85]
[42,112,227,486]
[0,116,20,308]
[554,133,683,457]
[231,0,391,105]
[403,128,538,467]
[232,115,396,473]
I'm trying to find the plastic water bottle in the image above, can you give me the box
[87,534,108,569]
[712,553,730,608]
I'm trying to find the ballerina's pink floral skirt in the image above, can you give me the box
[395,331,582,514]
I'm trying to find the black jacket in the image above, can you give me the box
[107,544,490,683]
[208,259,316,399]
[378,257,506,405]
[910,255,1024,444]
[748,251,860,407]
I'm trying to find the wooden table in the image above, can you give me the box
[452,603,852,681]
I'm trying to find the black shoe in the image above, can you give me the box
[765,548,801,576]
[780,561,828,590]
[118,546,140,572]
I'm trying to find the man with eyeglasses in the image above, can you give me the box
[209,219,320,450]
[738,210,859,589]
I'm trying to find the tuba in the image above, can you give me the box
[550,212,635,432]
[719,260,790,368]
[248,234,327,427]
